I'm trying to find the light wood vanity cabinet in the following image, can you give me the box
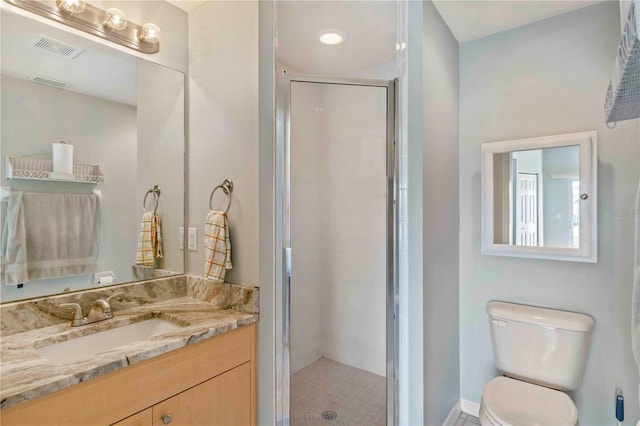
[1,323,256,426]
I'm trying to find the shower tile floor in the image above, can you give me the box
[291,357,386,426]
[453,411,481,426]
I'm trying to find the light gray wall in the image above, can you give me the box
[187,1,259,286]
[422,2,460,424]
[403,1,425,422]
[459,3,640,424]
[0,75,137,301]
[137,60,185,274]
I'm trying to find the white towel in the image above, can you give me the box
[203,210,232,282]
[633,180,640,375]
[2,191,102,284]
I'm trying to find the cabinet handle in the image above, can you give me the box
[161,414,173,424]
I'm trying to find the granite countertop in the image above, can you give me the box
[0,276,259,410]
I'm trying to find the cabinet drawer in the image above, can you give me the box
[152,363,251,426]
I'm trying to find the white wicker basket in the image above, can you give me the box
[5,155,104,183]
[605,0,640,123]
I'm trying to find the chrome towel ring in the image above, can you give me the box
[209,178,233,214]
[143,185,161,213]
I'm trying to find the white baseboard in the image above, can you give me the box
[460,399,481,418]
[443,400,462,426]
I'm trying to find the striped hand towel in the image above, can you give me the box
[204,210,232,282]
[135,211,163,267]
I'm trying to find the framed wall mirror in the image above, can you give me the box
[481,131,597,263]
[0,9,185,302]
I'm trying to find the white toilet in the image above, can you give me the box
[479,301,595,426]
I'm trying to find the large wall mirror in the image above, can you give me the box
[0,9,185,302]
[481,131,597,263]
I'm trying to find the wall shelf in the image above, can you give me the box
[5,155,104,184]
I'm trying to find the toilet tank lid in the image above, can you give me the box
[486,301,595,332]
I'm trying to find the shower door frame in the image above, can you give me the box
[276,75,399,426]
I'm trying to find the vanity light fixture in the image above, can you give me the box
[5,0,161,54]
[317,29,346,46]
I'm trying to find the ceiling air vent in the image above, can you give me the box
[30,75,72,90]
[32,36,84,59]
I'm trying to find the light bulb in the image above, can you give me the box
[139,23,161,44]
[103,8,128,31]
[56,0,86,14]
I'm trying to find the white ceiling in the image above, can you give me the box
[277,1,396,75]
[433,0,606,43]
[1,10,137,106]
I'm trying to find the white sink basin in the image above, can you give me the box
[37,318,184,364]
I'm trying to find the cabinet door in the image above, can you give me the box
[152,362,251,426]
[112,408,152,426]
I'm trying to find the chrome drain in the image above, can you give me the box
[321,411,338,421]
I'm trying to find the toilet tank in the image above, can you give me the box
[487,301,595,391]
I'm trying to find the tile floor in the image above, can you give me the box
[453,411,481,426]
[291,357,386,425]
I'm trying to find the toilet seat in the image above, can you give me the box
[480,376,578,426]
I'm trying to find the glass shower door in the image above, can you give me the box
[286,79,396,426]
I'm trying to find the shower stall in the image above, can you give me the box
[279,77,397,426]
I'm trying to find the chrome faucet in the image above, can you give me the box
[60,292,124,327]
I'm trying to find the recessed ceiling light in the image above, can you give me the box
[317,29,346,46]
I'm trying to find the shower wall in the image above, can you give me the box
[291,82,387,377]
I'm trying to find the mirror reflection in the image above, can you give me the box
[493,146,580,248]
[0,10,185,303]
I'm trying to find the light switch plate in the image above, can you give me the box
[188,227,197,251]
[179,227,184,250]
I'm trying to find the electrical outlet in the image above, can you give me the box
[188,227,197,251]
[179,227,184,250]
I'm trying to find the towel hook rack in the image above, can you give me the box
[209,178,233,213]
[143,185,161,213]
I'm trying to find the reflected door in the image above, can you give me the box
[516,173,538,246]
